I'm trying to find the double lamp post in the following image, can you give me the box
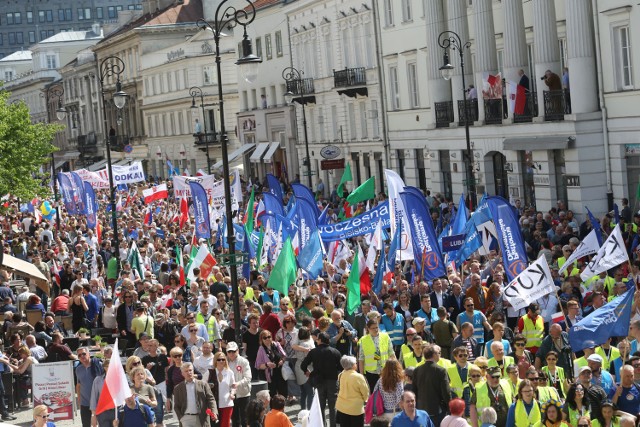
[43,82,67,232]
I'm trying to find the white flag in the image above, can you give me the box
[366,220,383,271]
[559,229,599,274]
[580,224,629,281]
[385,169,414,260]
[307,390,324,427]
[503,256,556,311]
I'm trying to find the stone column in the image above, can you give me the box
[532,0,561,119]
[503,0,529,119]
[447,0,473,125]
[565,0,598,114]
[473,0,498,123]
[426,0,452,126]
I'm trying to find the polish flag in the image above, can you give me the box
[358,243,372,294]
[142,184,168,204]
[552,312,566,324]
[159,292,174,309]
[144,208,153,226]
[196,169,206,176]
[186,244,217,282]
[179,197,189,229]
[255,199,266,226]
[95,339,132,415]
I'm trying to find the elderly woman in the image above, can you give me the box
[256,330,287,398]
[129,366,157,409]
[26,295,46,318]
[441,398,471,427]
[336,355,370,427]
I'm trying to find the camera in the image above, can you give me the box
[540,76,546,81]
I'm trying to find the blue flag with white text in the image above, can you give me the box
[266,173,284,205]
[84,182,98,230]
[298,229,324,278]
[70,172,87,215]
[189,181,211,240]
[486,196,528,282]
[57,172,77,215]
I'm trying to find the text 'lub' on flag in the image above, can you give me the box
[569,287,634,351]
[346,176,375,205]
[580,224,628,281]
[269,237,297,296]
[502,255,556,311]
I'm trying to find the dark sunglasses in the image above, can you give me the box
[132,361,141,366]
[216,358,226,362]
[172,354,183,358]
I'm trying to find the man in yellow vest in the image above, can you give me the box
[448,346,472,398]
[488,341,515,378]
[518,303,544,355]
[402,335,426,368]
[470,366,513,427]
[595,337,621,371]
[572,342,596,378]
[526,369,560,404]
[358,319,395,391]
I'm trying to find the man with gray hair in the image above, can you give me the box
[256,390,271,410]
[173,362,217,427]
[391,391,435,427]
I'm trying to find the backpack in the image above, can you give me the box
[117,402,154,425]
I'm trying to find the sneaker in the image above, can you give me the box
[1,414,17,421]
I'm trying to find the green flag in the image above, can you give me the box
[268,237,297,295]
[337,162,352,198]
[346,176,375,205]
[244,188,255,236]
[346,246,361,315]
[127,242,145,279]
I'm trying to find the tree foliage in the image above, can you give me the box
[0,90,62,200]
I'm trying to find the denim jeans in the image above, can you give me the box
[300,381,314,410]
[316,379,338,427]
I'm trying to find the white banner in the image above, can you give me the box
[385,169,414,261]
[503,256,556,311]
[173,171,241,210]
[33,361,76,421]
[559,229,600,274]
[580,224,629,281]
[96,161,146,185]
[69,168,110,189]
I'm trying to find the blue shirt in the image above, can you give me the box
[391,409,435,427]
[617,384,640,415]
[485,339,511,358]
[76,359,104,406]
[592,370,616,399]
[85,292,99,322]
[380,312,405,346]
[118,398,154,427]
[415,308,438,330]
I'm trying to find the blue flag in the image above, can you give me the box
[296,197,318,250]
[586,207,603,246]
[486,196,529,282]
[372,240,387,295]
[613,203,620,224]
[388,225,401,268]
[70,172,87,215]
[84,182,98,230]
[569,288,634,351]
[167,160,179,176]
[317,205,329,225]
[455,222,482,267]
[400,190,446,280]
[298,229,324,278]
[292,183,320,216]
[263,192,284,217]
[189,181,211,240]
[155,228,165,239]
[57,172,77,215]
[266,173,284,205]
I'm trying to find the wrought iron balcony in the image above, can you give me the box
[457,99,479,126]
[483,98,503,125]
[513,92,538,123]
[193,132,219,146]
[543,89,571,121]
[434,101,454,128]
[334,67,366,88]
[77,132,100,156]
[108,135,129,152]
[286,78,315,96]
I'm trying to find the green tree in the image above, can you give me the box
[0,90,62,200]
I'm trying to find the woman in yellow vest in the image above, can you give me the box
[533,399,570,427]
[506,364,522,399]
[540,351,568,399]
[591,401,620,427]
[562,383,591,427]
[506,380,542,427]
[462,364,484,419]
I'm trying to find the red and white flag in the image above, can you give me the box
[142,184,168,204]
[358,243,372,294]
[507,81,527,115]
[186,244,217,282]
[95,339,132,414]
[552,311,565,324]
[179,197,189,229]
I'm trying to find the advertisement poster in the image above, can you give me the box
[32,361,75,422]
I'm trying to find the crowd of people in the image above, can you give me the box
[0,175,638,427]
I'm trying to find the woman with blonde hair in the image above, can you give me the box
[373,359,404,420]
[32,404,56,427]
[129,366,157,409]
[209,351,236,427]
[255,330,287,397]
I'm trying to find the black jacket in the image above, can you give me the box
[300,343,342,382]
[413,360,451,416]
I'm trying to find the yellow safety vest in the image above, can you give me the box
[403,352,426,368]
[514,399,541,427]
[507,377,521,398]
[448,363,470,398]
[400,343,413,362]
[536,386,560,404]
[475,380,514,411]
[195,312,219,342]
[438,358,452,369]
[360,332,391,374]
[243,286,255,301]
[595,346,621,371]
[488,356,515,378]
[521,315,544,348]
[541,366,566,396]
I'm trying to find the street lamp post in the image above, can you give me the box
[190,86,213,174]
[283,67,312,188]
[438,30,476,210]
[98,56,129,273]
[197,0,262,348]
[44,83,67,232]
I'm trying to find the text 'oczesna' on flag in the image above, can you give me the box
[502,255,556,311]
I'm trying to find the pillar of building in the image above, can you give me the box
[446,0,473,125]
[503,0,529,119]
[532,0,561,119]
[426,0,452,127]
[472,0,498,123]
[565,0,598,114]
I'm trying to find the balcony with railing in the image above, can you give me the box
[333,67,368,97]
[435,101,454,128]
[108,135,129,152]
[513,92,538,123]
[543,89,571,121]
[483,98,504,125]
[193,132,219,148]
[77,132,101,156]
[457,99,479,126]
[286,78,316,104]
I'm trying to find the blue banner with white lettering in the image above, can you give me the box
[188,181,211,240]
[220,216,244,251]
[400,190,446,280]
[70,172,87,215]
[57,172,77,215]
[266,173,284,205]
[84,182,98,230]
[586,206,604,246]
[486,196,528,282]
[263,192,284,217]
[319,201,390,242]
[292,183,320,216]
[296,197,318,250]
[569,288,634,351]
[298,229,324,278]
[455,221,482,267]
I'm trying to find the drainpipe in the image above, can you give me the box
[591,0,613,210]
[371,0,391,173]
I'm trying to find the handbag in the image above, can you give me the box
[364,388,384,424]
[281,360,295,381]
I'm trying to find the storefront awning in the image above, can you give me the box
[212,143,255,170]
[250,142,270,163]
[63,151,81,159]
[503,136,575,151]
[86,159,108,172]
[53,160,66,170]
[112,159,132,167]
[262,141,280,163]
[1,253,49,294]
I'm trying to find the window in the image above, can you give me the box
[46,10,53,22]
[401,0,412,22]
[128,5,136,10]
[46,54,57,69]
[348,103,356,140]
[4,71,13,81]
[84,8,91,19]
[28,31,35,43]
[407,62,419,108]
[14,13,21,24]
[371,100,380,138]
[108,7,117,19]
[6,13,14,25]
[558,39,568,71]
[116,6,123,11]
[614,26,633,89]
[203,66,215,85]
[40,30,47,41]
[47,29,54,37]
[27,12,33,24]
[39,11,45,23]
[255,37,262,58]
[96,8,103,19]
[78,8,84,20]
[275,31,283,57]
[389,66,400,109]
[59,10,66,21]
[331,105,338,140]
[384,0,394,26]
[15,32,22,44]
[8,33,15,45]
[265,34,272,60]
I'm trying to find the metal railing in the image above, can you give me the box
[513,92,538,123]
[543,89,571,121]
[435,101,454,128]
[333,67,366,88]
[457,99,479,126]
[285,78,315,95]
[483,98,503,125]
